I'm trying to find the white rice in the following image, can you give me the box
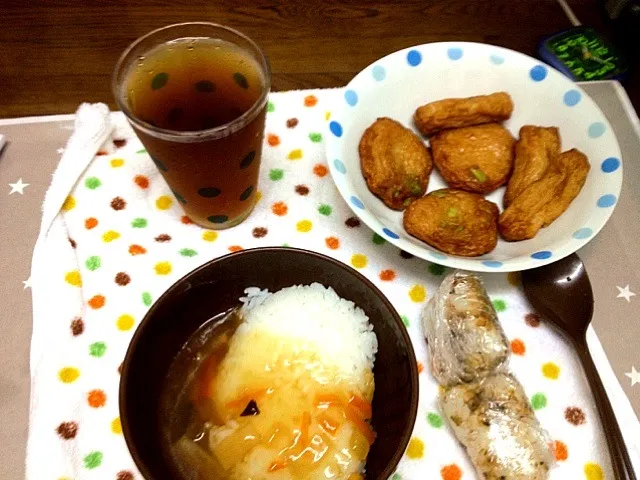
[238,283,378,380]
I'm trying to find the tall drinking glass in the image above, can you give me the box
[113,22,271,229]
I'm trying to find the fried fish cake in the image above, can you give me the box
[499,149,590,241]
[504,126,561,208]
[414,92,513,136]
[359,117,433,210]
[403,189,499,256]
[430,123,515,194]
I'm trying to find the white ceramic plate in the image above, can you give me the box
[326,42,622,272]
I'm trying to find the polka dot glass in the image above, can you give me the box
[326,42,623,272]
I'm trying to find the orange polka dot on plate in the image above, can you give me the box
[511,338,526,355]
[88,294,105,309]
[154,261,172,275]
[128,244,147,255]
[102,230,120,242]
[180,215,193,225]
[111,417,122,434]
[542,362,560,379]
[440,464,462,480]
[325,236,340,249]
[58,367,80,383]
[351,254,368,269]
[156,195,173,210]
[85,217,98,229]
[228,245,243,253]
[61,196,76,211]
[65,270,82,287]
[409,284,426,302]
[405,437,424,459]
[287,149,303,160]
[134,175,149,189]
[272,201,288,216]
[267,134,280,146]
[87,389,106,408]
[553,440,568,461]
[417,362,424,374]
[110,158,125,168]
[296,220,313,232]
[304,95,318,107]
[379,269,396,281]
[313,164,328,177]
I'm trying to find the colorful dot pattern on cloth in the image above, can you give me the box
[542,362,561,379]
[405,437,425,459]
[37,90,615,479]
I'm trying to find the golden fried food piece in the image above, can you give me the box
[359,117,433,210]
[414,92,513,136]
[430,123,515,194]
[404,189,499,256]
[504,126,561,208]
[541,149,590,226]
[499,149,590,241]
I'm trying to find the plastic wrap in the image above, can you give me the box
[422,271,509,386]
[441,372,554,480]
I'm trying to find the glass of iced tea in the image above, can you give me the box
[113,23,271,229]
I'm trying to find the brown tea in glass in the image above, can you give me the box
[113,23,271,229]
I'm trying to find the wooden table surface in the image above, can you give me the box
[1,0,638,118]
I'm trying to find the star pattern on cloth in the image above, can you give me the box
[616,285,636,303]
[625,366,640,387]
[23,277,32,289]
[9,178,30,195]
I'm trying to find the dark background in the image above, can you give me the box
[0,0,638,118]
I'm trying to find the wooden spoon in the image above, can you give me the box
[522,253,636,480]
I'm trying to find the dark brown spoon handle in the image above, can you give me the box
[576,339,637,480]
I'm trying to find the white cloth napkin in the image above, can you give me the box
[27,90,640,480]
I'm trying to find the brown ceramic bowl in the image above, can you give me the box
[120,247,419,479]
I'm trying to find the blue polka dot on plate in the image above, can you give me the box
[329,121,343,138]
[563,89,581,107]
[573,227,593,239]
[429,251,447,260]
[529,65,548,82]
[490,54,504,65]
[447,47,463,60]
[597,194,616,208]
[588,122,606,138]
[601,157,620,173]
[350,196,365,210]
[372,65,386,81]
[482,260,503,268]
[344,89,358,106]
[333,159,346,174]
[383,228,399,239]
[407,50,422,66]
[531,251,552,260]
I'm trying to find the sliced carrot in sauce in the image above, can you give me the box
[314,393,344,408]
[317,412,340,434]
[348,394,372,420]
[299,411,311,447]
[344,405,376,445]
[268,459,288,472]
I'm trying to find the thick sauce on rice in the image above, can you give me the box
[162,284,378,480]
